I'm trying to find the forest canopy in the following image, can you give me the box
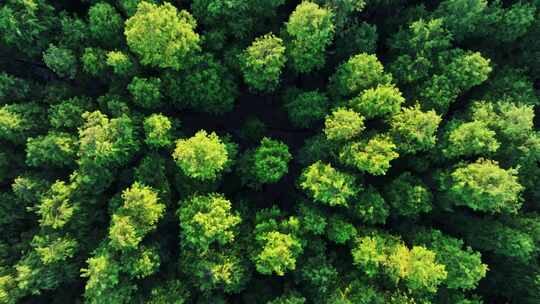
[0,0,540,303]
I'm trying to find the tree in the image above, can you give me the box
[165,54,238,114]
[413,229,488,290]
[433,0,488,42]
[444,159,523,214]
[285,90,329,128]
[143,114,172,149]
[48,96,94,130]
[0,73,30,104]
[351,232,447,293]
[0,0,55,56]
[82,47,108,77]
[339,134,399,175]
[255,231,302,276]
[384,172,432,218]
[349,84,404,119]
[125,2,201,70]
[238,137,292,186]
[286,1,335,73]
[78,111,139,168]
[299,161,357,207]
[324,107,365,141]
[127,76,162,109]
[106,51,135,76]
[88,2,123,47]
[180,246,249,293]
[240,33,286,92]
[442,120,500,159]
[267,292,306,304]
[390,105,441,154]
[36,181,76,229]
[172,130,229,181]
[0,103,47,144]
[81,248,136,304]
[326,215,357,244]
[352,186,389,225]
[109,183,165,250]
[42,44,77,79]
[178,193,241,252]
[26,132,77,168]
[443,51,492,92]
[330,53,392,99]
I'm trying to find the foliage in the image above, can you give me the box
[172,130,228,181]
[42,44,77,79]
[128,77,162,109]
[384,172,432,218]
[125,2,200,70]
[324,107,365,141]
[0,0,538,303]
[286,1,335,73]
[445,159,523,214]
[240,34,286,92]
[330,53,392,99]
[109,183,165,250]
[299,161,357,206]
[178,193,241,252]
[339,134,399,175]
[285,90,329,128]
[143,114,172,148]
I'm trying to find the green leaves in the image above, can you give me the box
[330,53,392,99]
[350,85,404,119]
[178,193,241,252]
[109,183,165,250]
[172,130,229,181]
[324,108,365,141]
[78,111,139,168]
[37,181,76,229]
[448,159,523,214]
[300,161,357,206]
[128,76,162,109]
[143,114,172,149]
[287,1,335,73]
[339,135,399,175]
[240,33,286,92]
[285,90,329,128]
[384,172,432,218]
[125,2,200,70]
[88,2,123,47]
[352,232,447,293]
[390,105,441,154]
[251,138,292,184]
[254,231,302,276]
[414,229,488,290]
[42,44,77,79]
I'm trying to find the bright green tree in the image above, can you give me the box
[177,193,241,252]
[445,159,523,214]
[330,53,392,99]
[172,130,229,181]
[339,135,399,175]
[109,183,165,250]
[349,84,404,119]
[240,33,286,92]
[324,107,365,141]
[143,114,172,149]
[286,1,335,73]
[125,1,201,70]
[299,161,357,207]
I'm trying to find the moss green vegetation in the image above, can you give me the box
[0,0,539,303]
